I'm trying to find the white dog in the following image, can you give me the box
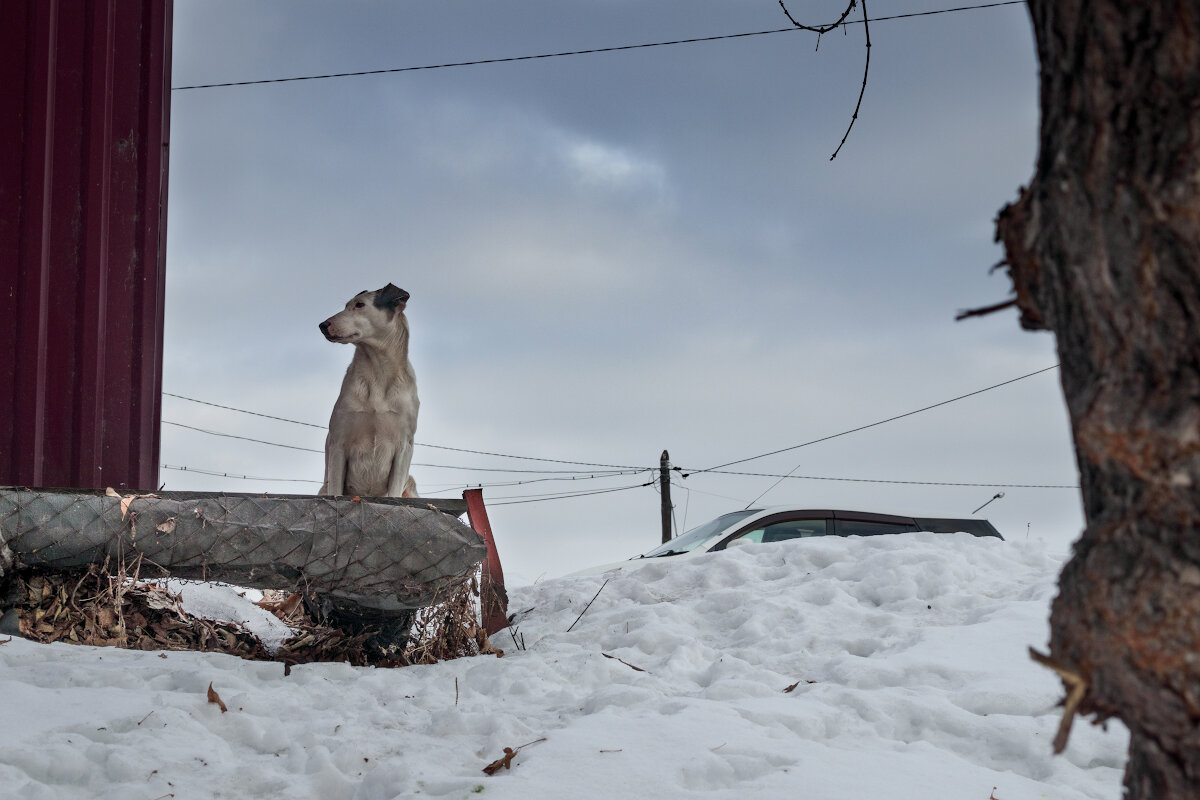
[318,284,419,498]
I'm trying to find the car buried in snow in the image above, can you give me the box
[569,507,1003,577]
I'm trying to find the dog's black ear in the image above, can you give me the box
[374,283,410,312]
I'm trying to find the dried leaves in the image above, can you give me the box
[105,487,159,521]
[12,563,271,657]
[403,573,503,666]
[9,563,500,670]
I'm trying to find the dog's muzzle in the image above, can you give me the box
[319,320,334,339]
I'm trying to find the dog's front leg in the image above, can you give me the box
[323,436,347,496]
[385,438,415,497]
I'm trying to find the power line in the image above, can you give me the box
[690,364,1060,476]
[163,392,325,429]
[734,364,1062,507]
[163,393,642,470]
[159,462,644,493]
[171,2,1025,91]
[161,464,321,484]
[163,420,323,454]
[487,480,654,506]
[690,469,1078,490]
[162,418,644,476]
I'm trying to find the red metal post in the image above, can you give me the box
[1,0,173,491]
[463,488,509,636]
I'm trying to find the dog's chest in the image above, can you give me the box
[340,376,417,416]
[330,367,418,446]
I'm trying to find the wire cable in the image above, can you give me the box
[732,364,1062,507]
[486,481,654,506]
[162,420,324,453]
[163,392,325,428]
[160,464,321,484]
[163,394,642,470]
[162,419,645,476]
[689,364,1060,476]
[694,469,1078,490]
[171,2,1025,91]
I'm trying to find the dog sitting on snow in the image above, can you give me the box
[318,283,419,498]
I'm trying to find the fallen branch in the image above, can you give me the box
[567,579,610,633]
[602,652,646,672]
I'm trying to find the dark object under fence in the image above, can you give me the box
[0,487,488,656]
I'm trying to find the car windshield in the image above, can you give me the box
[642,510,761,557]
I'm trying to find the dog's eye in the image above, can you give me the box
[354,301,365,309]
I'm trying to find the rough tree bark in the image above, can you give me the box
[995,2,1200,797]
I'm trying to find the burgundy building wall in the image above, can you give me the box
[1,0,173,491]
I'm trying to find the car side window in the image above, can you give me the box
[732,519,827,545]
[836,519,919,537]
[762,519,827,541]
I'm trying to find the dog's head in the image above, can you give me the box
[319,283,410,345]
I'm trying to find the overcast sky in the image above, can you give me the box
[162,0,1076,583]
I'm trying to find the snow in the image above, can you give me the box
[0,533,1128,799]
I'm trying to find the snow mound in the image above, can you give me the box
[0,533,1127,799]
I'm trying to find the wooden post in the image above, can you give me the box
[660,450,672,544]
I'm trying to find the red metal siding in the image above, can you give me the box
[1,0,172,491]
[464,489,509,636]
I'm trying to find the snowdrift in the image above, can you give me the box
[0,533,1128,799]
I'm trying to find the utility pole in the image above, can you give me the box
[660,450,672,544]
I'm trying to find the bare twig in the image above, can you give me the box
[602,652,647,672]
[1029,647,1089,753]
[567,579,610,633]
[778,0,858,34]
[779,0,872,160]
[956,298,1018,321]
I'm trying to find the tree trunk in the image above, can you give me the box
[996,2,1200,797]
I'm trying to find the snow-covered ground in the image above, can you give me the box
[0,533,1127,800]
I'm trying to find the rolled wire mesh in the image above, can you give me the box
[0,488,486,614]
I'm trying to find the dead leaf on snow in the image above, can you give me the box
[483,747,516,775]
[207,682,228,713]
[482,738,546,775]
